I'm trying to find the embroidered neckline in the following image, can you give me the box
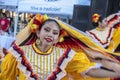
[32,42,53,55]
[87,27,113,48]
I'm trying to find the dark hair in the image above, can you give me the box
[39,19,61,30]
[19,19,61,46]
[2,13,7,17]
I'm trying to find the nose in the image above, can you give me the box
[47,31,54,37]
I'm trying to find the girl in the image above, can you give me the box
[0,14,120,80]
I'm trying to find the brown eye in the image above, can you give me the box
[53,32,58,35]
[44,28,50,32]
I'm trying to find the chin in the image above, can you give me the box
[46,42,53,46]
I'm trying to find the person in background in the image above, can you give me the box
[5,11,11,22]
[0,13,10,34]
[86,13,120,55]
[0,14,120,80]
[86,13,120,80]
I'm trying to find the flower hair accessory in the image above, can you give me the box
[29,14,44,32]
[92,13,101,23]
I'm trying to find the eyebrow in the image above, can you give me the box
[53,30,59,32]
[45,27,59,32]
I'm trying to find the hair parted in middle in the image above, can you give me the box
[17,14,69,46]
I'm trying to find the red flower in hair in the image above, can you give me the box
[29,14,44,32]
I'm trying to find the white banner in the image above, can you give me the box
[0,0,20,11]
[0,0,19,6]
[18,0,78,16]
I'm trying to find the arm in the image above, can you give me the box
[86,68,120,78]
[15,25,31,46]
[67,52,120,78]
[15,14,43,46]
[4,24,9,32]
[89,57,120,73]
[0,52,19,79]
[86,57,120,77]
[0,46,28,80]
[101,60,120,73]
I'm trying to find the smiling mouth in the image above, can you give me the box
[45,38,53,42]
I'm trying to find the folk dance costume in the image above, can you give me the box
[86,13,120,80]
[0,14,120,80]
[86,13,120,53]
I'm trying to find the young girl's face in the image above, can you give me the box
[102,18,108,27]
[99,18,108,28]
[37,21,60,46]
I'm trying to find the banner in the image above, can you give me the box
[18,0,78,17]
[0,0,19,6]
[0,0,19,11]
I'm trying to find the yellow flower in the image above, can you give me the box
[92,13,101,23]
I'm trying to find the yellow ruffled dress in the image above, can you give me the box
[86,25,120,55]
[0,42,110,80]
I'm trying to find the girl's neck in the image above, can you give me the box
[36,42,52,53]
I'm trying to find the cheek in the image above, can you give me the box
[54,37,58,41]
[53,36,59,42]
[38,32,45,38]
[103,23,107,26]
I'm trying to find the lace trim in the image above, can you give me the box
[8,46,38,80]
[48,49,76,80]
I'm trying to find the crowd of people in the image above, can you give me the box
[0,11,120,80]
